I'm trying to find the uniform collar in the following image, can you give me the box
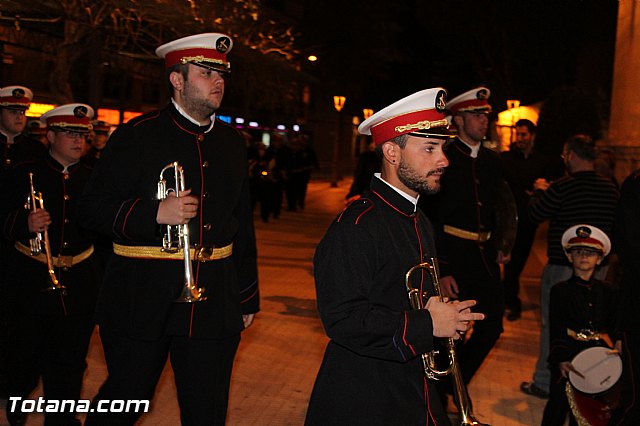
[370,175,418,216]
[45,151,80,173]
[570,274,594,288]
[455,136,481,158]
[0,129,23,145]
[169,99,216,133]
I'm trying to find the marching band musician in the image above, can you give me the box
[0,86,47,172]
[79,33,259,425]
[81,120,112,168]
[542,224,620,425]
[417,87,506,391]
[0,86,47,404]
[305,88,484,425]
[1,103,101,426]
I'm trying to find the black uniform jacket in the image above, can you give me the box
[2,154,100,316]
[1,133,47,290]
[420,138,503,280]
[306,176,447,426]
[78,103,259,340]
[616,170,640,333]
[1,132,47,172]
[548,275,619,368]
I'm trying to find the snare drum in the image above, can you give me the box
[566,346,622,426]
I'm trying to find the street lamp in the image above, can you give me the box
[363,108,374,120]
[506,99,521,145]
[331,96,346,187]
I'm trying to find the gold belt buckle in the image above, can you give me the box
[56,255,74,268]
[578,330,600,341]
[478,232,491,243]
[195,245,213,262]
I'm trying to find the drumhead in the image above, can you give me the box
[569,346,622,394]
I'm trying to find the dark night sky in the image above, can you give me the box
[296,0,618,117]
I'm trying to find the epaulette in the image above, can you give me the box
[337,197,375,225]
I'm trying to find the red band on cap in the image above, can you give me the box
[566,236,605,251]
[370,109,447,145]
[164,47,227,68]
[450,99,490,114]
[46,115,91,129]
[0,97,30,107]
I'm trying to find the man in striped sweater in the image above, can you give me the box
[520,134,619,399]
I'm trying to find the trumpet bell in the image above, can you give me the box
[175,284,207,303]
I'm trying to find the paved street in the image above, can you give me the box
[1,178,549,425]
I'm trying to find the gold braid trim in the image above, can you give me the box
[394,118,449,133]
[179,56,230,70]
[14,242,94,267]
[565,381,591,426]
[113,242,233,262]
[50,122,93,130]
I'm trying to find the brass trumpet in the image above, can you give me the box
[405,258,488,426]
[25,173,66,294]
[157,162,206,303]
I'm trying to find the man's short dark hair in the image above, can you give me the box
[165,63,190,96]
[515,119,536,134]
[375,134,408,154]
[393,134,409,148]
[565,134,596,161]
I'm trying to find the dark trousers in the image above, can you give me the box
[285,175,299,211]
[503,219,537,312]
[541,371,578,426]
[298,171,311,209]
[85,328,241,426]
[456,269,504,384]
[456,309,503,384]
[4,310,95,426]
[611,331,640,424]
[273,181,283,218]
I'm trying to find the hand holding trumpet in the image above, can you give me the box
[28,208,51,233]
[156,188,199,225]
[426,297,485,339]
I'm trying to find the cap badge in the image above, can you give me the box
[74,105,89,118]
[435,90,447,112]
[12,88,25,99]
[216,37,231,53]
[576,226,591,238]
[477,89,489,100]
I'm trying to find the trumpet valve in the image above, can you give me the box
[157,180,167,200]
[161,238,179,254]
[29,240,41,255]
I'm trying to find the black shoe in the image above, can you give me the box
[520,381,549,399]
[506,309,521,321]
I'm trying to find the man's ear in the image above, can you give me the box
[169,71,184,91]
[381,141,398,164]
[453,115,464,128]
[564,251,573,264]
[596,255,603,265]
[46,130,56,145]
